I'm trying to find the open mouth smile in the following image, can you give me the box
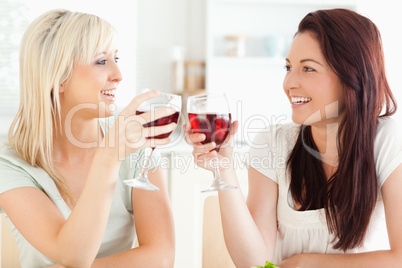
[100,89,116,98]
[291,96,312,105]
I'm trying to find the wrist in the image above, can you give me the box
[217,155,235,170]
[95,146,124,165]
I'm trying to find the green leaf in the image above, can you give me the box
[264,260,279,268]
[250,260,279,268]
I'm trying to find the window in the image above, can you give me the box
[0,0,30,113]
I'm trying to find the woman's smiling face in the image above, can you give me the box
[283,31,345,126]
[60,49,122,119]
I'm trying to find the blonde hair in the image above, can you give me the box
[8,9,118,201]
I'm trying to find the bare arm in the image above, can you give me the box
[218,167,278,268]
[185,121,278,268]
[88,167,175,268]
[278,163,402,268]
[0,90,177,267]
[0,150,121,267]
[43,168,175,268]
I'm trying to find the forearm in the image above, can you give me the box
[218,168,275,268]
[288,250,402,268]
[54,148,122,266]
[91,244,175,268]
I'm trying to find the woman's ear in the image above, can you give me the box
[59,84,65,93]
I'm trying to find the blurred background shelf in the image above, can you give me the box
[212,56,285,66]
[215,0,356,6]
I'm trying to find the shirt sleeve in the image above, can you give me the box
[127,148,161,179]
[375,117,402,187]
[120,148,163,212]
[245,127,281,183]
[0,159,39,213]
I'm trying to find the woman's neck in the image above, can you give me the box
[310,121,340,168]
[53,114,102,164]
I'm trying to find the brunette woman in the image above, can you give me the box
[185,8,401,268]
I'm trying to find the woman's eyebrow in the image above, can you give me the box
[285,58,324,66]
[300,58,324,66]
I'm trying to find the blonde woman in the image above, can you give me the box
[0,9,175,267]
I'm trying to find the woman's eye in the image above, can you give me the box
[284,65,292,71]
[97,59,106,65]
[304,67,315,72]
[114,57,119,63]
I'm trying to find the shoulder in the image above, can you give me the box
[0,143,42,207]
[250,122,300,150]
[374,116,402,187]
[0,142,41,178]
[0,142,15,156]
[0,142,27,168]
[376,116,402,138]
[246,122,298,183]
[374,116,402,151]
[247,122,299,167]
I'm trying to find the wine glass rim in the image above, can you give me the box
[188,92,226,100]
[157,91,181,98]
[141,88,181,98]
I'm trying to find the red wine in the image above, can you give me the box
[188,113,231,147]
[136,110,180,139]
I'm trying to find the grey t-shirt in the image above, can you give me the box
[0,117,161,267]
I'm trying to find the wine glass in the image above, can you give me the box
[124,91,181,191]
[187,93,237,192]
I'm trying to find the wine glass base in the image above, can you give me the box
[123,177,159,191]
[201,179,237,193]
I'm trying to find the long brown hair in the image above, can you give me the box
[287,9,397,250]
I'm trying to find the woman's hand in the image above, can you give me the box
[103,90,177,159]
[184,120,238,171]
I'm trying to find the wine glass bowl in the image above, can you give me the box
[188,113,232,151]
[187,93,237,192]
[124,92,181,191]
[136,110,180,141]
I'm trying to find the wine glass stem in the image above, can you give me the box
[140,148,155,177]
[212,158,222,182]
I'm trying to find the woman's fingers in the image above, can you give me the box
[145,137,172,148]
[193,149,218,169]
[138,107,177,124]
[183,121,192,133]
[143,123,177,139]
[229,120,239,137]
[222,120,239,146]
[183,121,208,144]
[185,132,206,145]
[121,89,160,115]
[192,142,216,154]
[125,136,171,149]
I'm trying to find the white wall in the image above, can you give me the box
[357,0,402,121]
[2,0,399,137]
[25,0,138,110]
[136,0,188,93]
[135,0,205,94]
[0,0,138,140]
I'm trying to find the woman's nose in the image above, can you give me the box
[283,69,299,91]
[111,61,123,83]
